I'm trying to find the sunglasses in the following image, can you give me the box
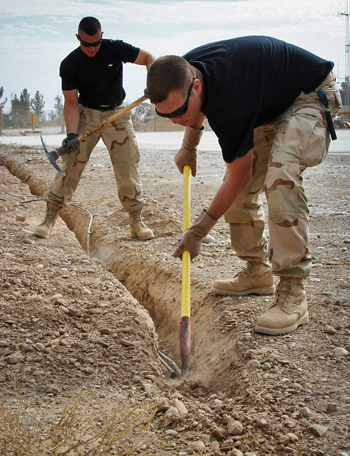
[155,78,195,118]
[78,34,103,47]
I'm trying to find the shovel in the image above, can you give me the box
[41,94,148,175]
[180,164,192,378]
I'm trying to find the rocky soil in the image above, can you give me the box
[0,132,349,455]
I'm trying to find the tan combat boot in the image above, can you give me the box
[129,210,154,240]
[255,277,309,335]
[34,203,61,239]
[212,261,275,296]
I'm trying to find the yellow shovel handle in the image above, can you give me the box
[181,165,191,318]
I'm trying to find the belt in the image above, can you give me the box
[82,104,118,111]
[315,71,335,91]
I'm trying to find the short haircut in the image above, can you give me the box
[78,17,101,36]
[146,55,196,103]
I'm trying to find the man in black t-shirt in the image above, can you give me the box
[35,16,155,241]
[146,36,341,336]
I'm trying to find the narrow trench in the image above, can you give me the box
[1,155,245,395]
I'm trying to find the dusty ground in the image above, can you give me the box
[0,130,349,455]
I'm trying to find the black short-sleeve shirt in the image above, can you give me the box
[183,36,333,163]
[60,39,140,107]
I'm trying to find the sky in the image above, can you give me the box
[0,0,347,114]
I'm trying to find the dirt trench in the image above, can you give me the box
[0,151,246,395]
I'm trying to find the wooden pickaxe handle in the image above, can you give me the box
[53,94,148,157]
[78,94,148,142]
[42,94,148,175]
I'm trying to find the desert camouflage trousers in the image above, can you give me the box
[224,77,341,278]
[47,105,144,213]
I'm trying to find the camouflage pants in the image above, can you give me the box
[224,77,341,278]
[48,105,144,213]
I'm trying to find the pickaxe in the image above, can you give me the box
[41,94,148,175]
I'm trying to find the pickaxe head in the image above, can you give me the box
[40,135,65,176]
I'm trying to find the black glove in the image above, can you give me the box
[62,133,80,154]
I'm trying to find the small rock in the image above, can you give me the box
[68,307,81,317]
[333,347,348,356]
[59,305,69,314]
[190,440,206,452]
[228,450,243,456]
[211,426,227,440]
[286,432,299,443]
[82,286,92,295]
[284,418,297,428]
[21,344,34,353]
[165,406,179,416]
[51,293,63,301]
[16,215,26,222]
[256,417,269,429]
[164,429,178,436]
[327,402,337,412]
[6,352,25,364]
[299,407,311,418]
[278,435,290,445]
[45,384,60,395]
[120,339,134,347]
[173,399,188,414]
[248,359,260,369]
[227,418,243,435]
[324,325,337,334]
[202,235,215,244]
[309,424,327,437]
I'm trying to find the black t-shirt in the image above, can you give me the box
[183,36,333,163]
[60,39,140,107]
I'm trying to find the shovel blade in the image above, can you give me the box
[40,135,65,176]
[180,316,191,378]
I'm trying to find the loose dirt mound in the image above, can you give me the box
[0,141,350,455]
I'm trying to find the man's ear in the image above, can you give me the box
[193,79,202,96]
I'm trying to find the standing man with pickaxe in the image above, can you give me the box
[35,16,155,240]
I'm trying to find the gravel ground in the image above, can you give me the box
[0,128,349,455]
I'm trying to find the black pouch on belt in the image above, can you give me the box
[317,90,337,140]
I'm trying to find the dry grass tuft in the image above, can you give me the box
[0,387,167,455]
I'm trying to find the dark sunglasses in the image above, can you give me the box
[155,78,195,118]
[78,33,103,47]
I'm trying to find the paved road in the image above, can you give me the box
[1,128,350,154]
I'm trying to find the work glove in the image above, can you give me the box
[62,133,80,154]
[174,126,203,177]
[173,209,216,260]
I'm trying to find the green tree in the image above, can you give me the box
[0,86,7,109]
[31,90,45,124]
[54,94,63,118]
[11,89,31,127]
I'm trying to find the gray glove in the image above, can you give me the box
[174,126,203,177]
[173,209,216,260]
[62,133,80,154]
